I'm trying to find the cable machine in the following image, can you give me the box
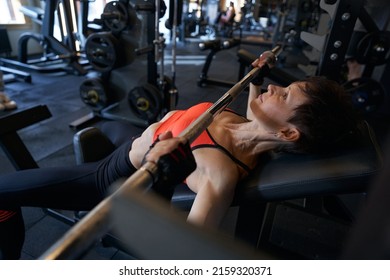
[72,0,181,129]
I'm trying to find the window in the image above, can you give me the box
[86,0,113,23]
[0,0,26,24]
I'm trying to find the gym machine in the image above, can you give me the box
[197,38,299,89]
[218,0,388,115]
[0,29,32,84]
[2,0,88,75]
[73,0,180,129]
[197,38,243,88]
[301,0,389,114]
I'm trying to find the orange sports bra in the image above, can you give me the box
[154,102,251,173]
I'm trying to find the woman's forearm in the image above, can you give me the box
[247,83,261,119]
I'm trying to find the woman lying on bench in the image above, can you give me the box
[0,54,362,259]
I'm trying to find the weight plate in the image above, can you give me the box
[80,77,110,111]
[159,0,167,18]
[344,77,385,114]
[356,31,390,65]
[85,32,122,72]
[103,1,129,33]
[128,84,163,123]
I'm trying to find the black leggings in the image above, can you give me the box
[0,140,137,211]
[0,140,137,259]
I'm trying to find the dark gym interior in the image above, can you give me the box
[1,0,390,260]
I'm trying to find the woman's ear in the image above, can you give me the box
[277,127,300,142]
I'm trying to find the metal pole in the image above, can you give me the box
[154,0,161,65]
[171,0,178,83]
[39,45,282,260]
[154,0,165,87]
[168,0,179,111]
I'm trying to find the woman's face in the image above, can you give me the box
[250,82,309,130]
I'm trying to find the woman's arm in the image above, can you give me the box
[246,83,261,120]
[185,149,240,229]
[246,50,275,119]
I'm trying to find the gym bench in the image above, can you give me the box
[0,105,52,170]
[71,119,382,258]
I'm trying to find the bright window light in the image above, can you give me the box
[0,0,26,24]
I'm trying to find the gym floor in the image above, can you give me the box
[1,37,389,260]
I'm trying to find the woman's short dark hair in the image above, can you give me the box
[285,76,362,154]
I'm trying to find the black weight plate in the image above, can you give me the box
[356,31,390,65]
[85,32,121,72]
[344,77,385,113]
[103,1,129,33]
[80,78,110,111]
[159,0,167,18]
[128,84,163,123]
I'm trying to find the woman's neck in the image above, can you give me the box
[224,121,280,155]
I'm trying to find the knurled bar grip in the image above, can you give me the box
[39,45,282,260]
